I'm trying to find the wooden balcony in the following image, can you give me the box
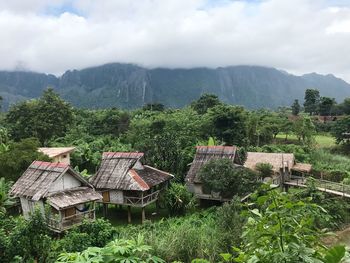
[47,209,95,232]
[124,190,160,207]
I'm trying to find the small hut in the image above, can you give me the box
[38,147,75,165]
[185,146,239,201]
[10,161,102,232]
[244,152,312,182]
[89,152,173,223]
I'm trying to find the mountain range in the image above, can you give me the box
[1,63,350,110]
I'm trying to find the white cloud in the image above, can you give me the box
[0,0,350,82]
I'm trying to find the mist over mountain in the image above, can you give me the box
[1,63,350,110]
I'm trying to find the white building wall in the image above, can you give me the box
[48,172,81,193]
[20,197,45,219]
[133,160,144,170]
[194,184,203,194]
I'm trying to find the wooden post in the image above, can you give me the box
[127,206,131,224]
[103,203,108,218]
[141,207,146,224]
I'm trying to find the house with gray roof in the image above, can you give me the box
[10,161,102,232]
[89,152,173,223]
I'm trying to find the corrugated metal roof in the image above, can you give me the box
[47,187,102,209]
[38,147,75,158]
[186,146,237,184]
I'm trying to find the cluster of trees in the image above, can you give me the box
[0,90,316,182]
[292,88,350,116]
[1,88,350,262]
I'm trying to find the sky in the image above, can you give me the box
[0,0,350,81]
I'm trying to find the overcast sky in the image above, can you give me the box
[0,0,350,81]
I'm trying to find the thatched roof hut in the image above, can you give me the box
[244,152,295,172]
[244,152,312,174]
[10,161,102,232]
[90,152,173,192]
[89,152,173,223]
[185,146,237,185]
[10,161,94,201]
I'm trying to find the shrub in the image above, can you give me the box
[199,159,260,198]
[255,163,274,178]
[216,197,245,250]
[56,236,165,263]
[6,210,52,262]
[164,183,196,215]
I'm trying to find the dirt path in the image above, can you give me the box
[322,227,350,247]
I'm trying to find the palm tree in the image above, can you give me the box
[0,177,15,215]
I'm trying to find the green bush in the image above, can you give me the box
[255,163,274,178]
[199,159,260,198]
[216,197,245,250]
[164,183,196,215]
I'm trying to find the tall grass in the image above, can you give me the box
[309,149,350,180]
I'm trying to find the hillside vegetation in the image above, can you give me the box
[1,90,350,262]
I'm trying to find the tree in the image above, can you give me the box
[0,138,50,181]
[199,159,260,197]
[0,178,15,215]
[331,116,350,144]
[191,93,221,114]
[0,95,3,111]
[340,98,350,115]
[304,89,320,115]
[319,97,336,116]
[143,103,165,111]
[293,115,316,145]
[6,88,74,145]
[291,99,301,116]
[205,104,247,146]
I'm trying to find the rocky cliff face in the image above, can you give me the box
[1,63,350,110]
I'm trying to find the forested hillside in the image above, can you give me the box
[1,63,350,110]
[2,90,350,262]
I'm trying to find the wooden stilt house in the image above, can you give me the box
[89,152,173,223]
[10,161,102,232]
[185,146,239,202]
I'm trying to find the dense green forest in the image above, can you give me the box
[2,89,350,262]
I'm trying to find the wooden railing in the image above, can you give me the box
[124,191,160,207]
[287,176,350,197]
[47,209,95,232]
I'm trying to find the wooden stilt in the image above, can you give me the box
[141,207,146,224]
[127,206,131,224]
[103,203,108,218]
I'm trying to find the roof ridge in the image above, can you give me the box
[143,165,174,178]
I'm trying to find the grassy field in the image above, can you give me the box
[276,133,335,148]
